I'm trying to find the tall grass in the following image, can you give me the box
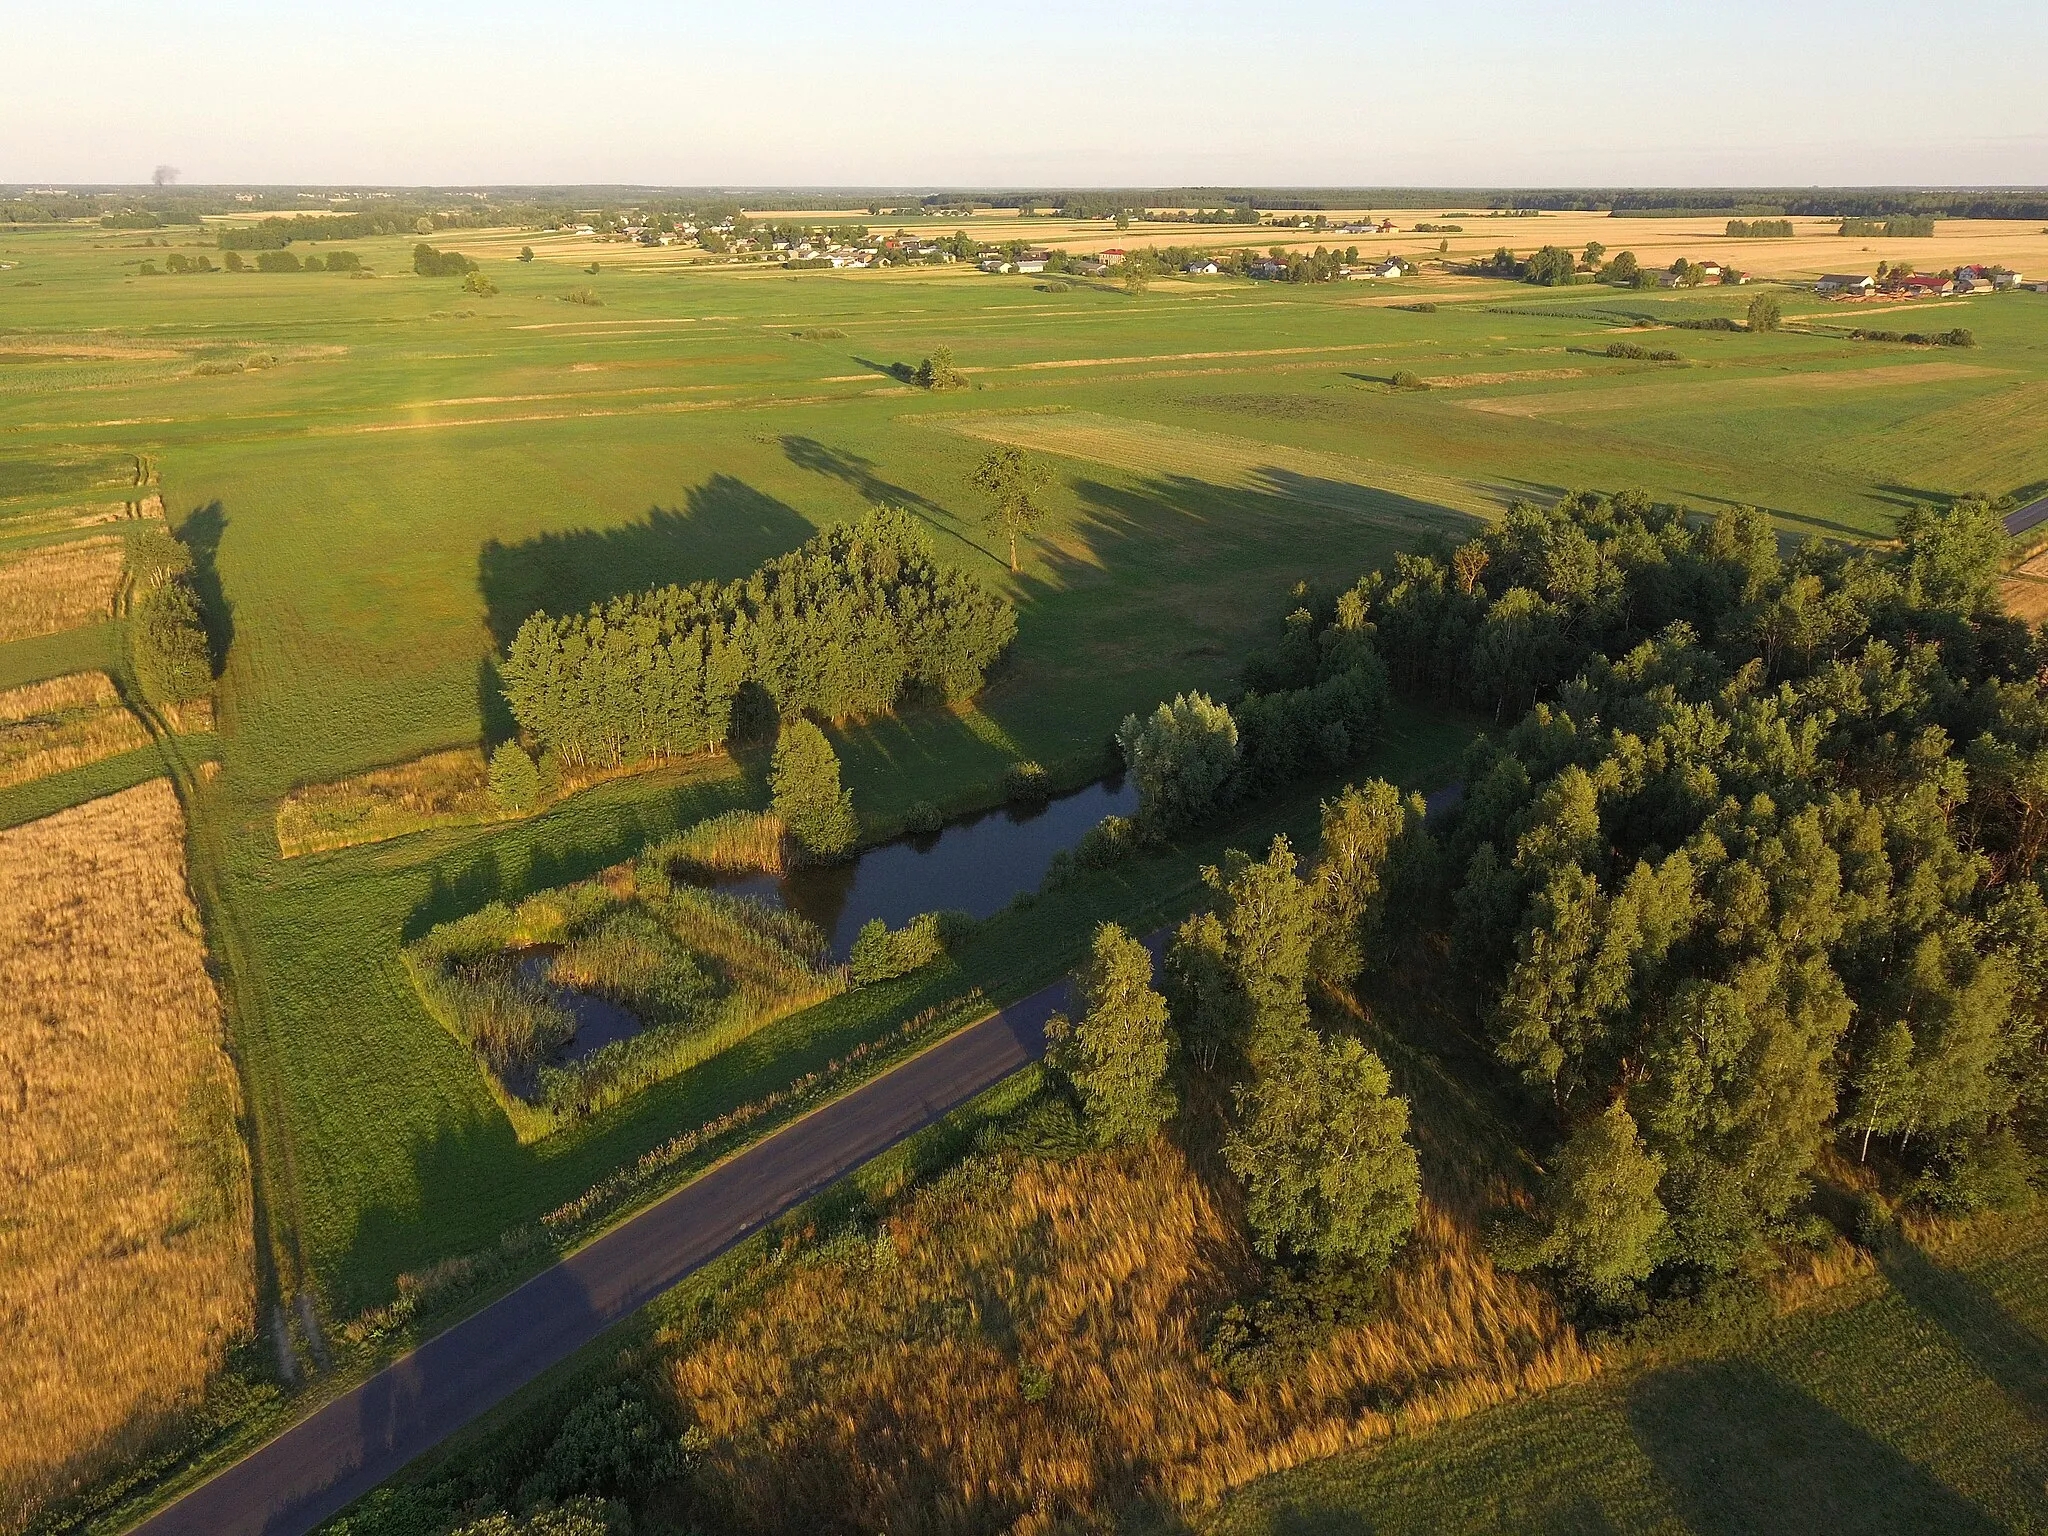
[0,535,126,644]
[0,780,254,1534]
[641,809,791,876]
[667,1141,1591,1530]
[0,670,150,790]
[275,746,503,857]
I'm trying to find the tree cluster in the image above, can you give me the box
[1841,216,1937,238]
[1725,219,1794,238]
[499,507,1016,768]
[414,242,478,277]
[1309,488,2047,1293]
[127,527,213,706]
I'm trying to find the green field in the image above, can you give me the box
[6,219,2048,1333]
[1209,1219,2048,1535]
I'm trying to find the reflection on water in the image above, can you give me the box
[704,774,1138,957]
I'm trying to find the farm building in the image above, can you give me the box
[1184,259,1219,275]
[1816,274,1875,296]
[1892,273,1954,297]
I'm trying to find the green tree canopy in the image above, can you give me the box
[971,445,1052,572]
[771,718,858,859]
[1047,922,1176,1145]
[1116,691,1239,832]
[1531,1100,1669,1301]
[1224,1031,1421,1266]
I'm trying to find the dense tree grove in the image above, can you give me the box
[128,527,213,706]
[1195,487,2048,1294]
[500,507,1016,767]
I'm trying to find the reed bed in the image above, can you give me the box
[0,671,151,790]
[642,809,791,876]
[0,535,127,644]
[0,780,254,1533]
[667,1142,1592,1533]
[275,746,501,856]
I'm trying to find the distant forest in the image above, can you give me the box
[9,184,2048,226]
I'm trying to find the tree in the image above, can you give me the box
[1581,240,1606,269]
[1747,292,1782,332]
[1525,245,1577,286]
[1224,1031,1421,1266]
[1530,1100,1669,1300]
[1165,910,1250,1070]
[1206,835,1318,1049]
[971,444,1051,572]
[519,245,535,262]
[132,579,212,704]
[1852,1019,1919,1161]
[771,718,858,858]
[1047,923,1176,1145]
[1310,778,1412,987]
[1116,692,1239,832]
[1601,250,1639,285]
[463,270,499,297]
[488,742,540,811]
[916,342,963,391]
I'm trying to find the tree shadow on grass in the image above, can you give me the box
[780,434,944,514]
[476,476,813,648]
[1626,1359,1998,1536]
[178,499,235,673]
[1880,1238,2048,1419]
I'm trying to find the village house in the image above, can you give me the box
[1815,273,1875,296]
[1371,257,1409,278]
[1894,273,1954,297]
[1099,248,1127,266]
[1184,259,1219,275]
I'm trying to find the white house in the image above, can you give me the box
[1372,258,1408,278]
[1816,273,1875,296]
[1184,259,1219,275]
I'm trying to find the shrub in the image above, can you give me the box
[519,246,535,262]
[222,250,245,272]
[132,580,212,704]
[463,270,499,297]
[905,800,943,836]
[1076,814,1140,869]
[487,742,540,811]
[1005,760,1051,805]
[413,242,476,277]
[1389,369,1427,390]
[323,249,362,272]
[1398,302,1437,313]
[254,250,300,273]
[562,287,602,306]
[1604,342,1682,362]
[849,911,963,985]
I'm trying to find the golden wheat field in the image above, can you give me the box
[0,671,151,790]
[0,535,127,645]
[666,1141,1592,1534]
[0,780,254,1533]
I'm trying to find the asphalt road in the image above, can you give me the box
[132,980,1074,1536]
[2005,494,2048,537]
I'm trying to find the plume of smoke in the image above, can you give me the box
[152,165,180,187]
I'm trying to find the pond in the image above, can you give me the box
[514,948,647,1068]
[702,773,1139,957]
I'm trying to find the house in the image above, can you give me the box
[1249,257,1288,279]
[1897,273,1954,297]
[1099,248,1127,266]
[1815,273,1874,296]
[1377,218,1397,233]
[1015,249,1052,274]
[979,254,1009,273]
[1371,258,1408,278]
[1993,271,2024,289]
[1696,261,1723,282]
[1954,270,1996,293]
[1071,258,1107,276]
[1184,259,1219,275]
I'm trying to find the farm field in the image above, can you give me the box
[0,780,254,1532]
[4,211,2048,1531]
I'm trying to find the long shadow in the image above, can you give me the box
[851,354,915,382]
[178,500,235,673]
[780,434,945,514]
[476,476,813,648]
[1626,1359,1998,1535]
[1880,1238,2048,1419]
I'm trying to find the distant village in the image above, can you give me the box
[1816,264,2041,297]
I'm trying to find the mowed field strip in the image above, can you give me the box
[0,779,254,1532]
[0,670,150,790]
[925,409,1505,523]
[0,534,126,643]
[1461,359,2007,417]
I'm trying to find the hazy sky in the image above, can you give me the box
[7,0,2046,187]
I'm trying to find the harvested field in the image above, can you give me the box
[1463,360,2004,418]
[1423,367,1588,389]
[0,671,150,790]
[668,1141,1592,1529]
[0,780,253,1532]
[0,535,126,644]
[931,410,1499,522]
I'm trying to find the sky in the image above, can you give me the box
[6,0,2047,188]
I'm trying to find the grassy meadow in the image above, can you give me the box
[4,210,2048,1525]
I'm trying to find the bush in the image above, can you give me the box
[323,249,362,272]
[488,742,540,811]
[463,270,499,297]
[223,250,245,272]
[1076,814,1140,869]
[848,911,965,984]
[1604,342,1682,362]
[1397,302,1437,313]
[254,250,301,273]
[904,800,943,836]
[1388,369,1427,390]
[413,242,476,277]
[1005,760,1051,805]
[562,287,602,306]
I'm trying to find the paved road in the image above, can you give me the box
[2005,495,2048,538]
[134,981,1075,1536]
[136,786,1463,1535]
